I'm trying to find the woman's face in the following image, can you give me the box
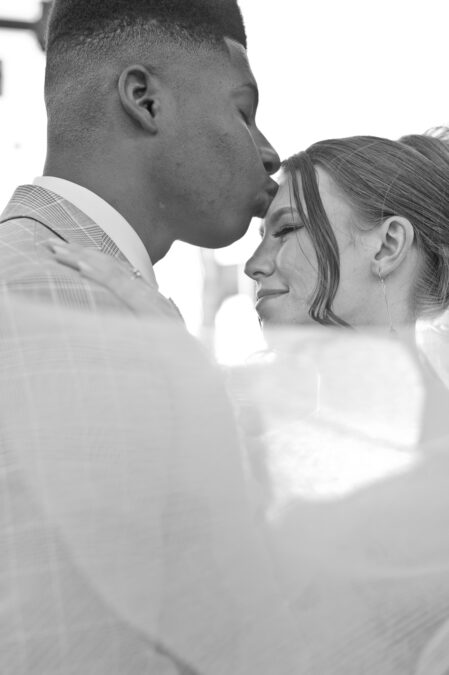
[244,167,377,327]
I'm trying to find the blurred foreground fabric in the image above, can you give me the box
[2,295,449,673]
[228,328,449,675]
[0,294,301,674]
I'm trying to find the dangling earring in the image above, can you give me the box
[378,269,396,334]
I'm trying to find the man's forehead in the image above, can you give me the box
[224,37,256,85]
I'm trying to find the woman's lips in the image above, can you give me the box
[255,289,288,308]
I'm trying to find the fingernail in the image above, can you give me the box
[51,244,70,256]
[43,238,64,253]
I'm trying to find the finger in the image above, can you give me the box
[48,244,85,272]
[44,240,171,316]
[44,238,83,255]
[80,256,140,287]
[61,245,138,280]
[45,241,129,280]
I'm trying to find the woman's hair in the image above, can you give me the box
[282,129,449,326]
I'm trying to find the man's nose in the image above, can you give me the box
[258,132,281,175]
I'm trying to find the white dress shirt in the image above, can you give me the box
[33,176,157,287]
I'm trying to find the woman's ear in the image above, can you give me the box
[118,65,162,134]
[371,216,415,278]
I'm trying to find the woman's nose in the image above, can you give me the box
[244,245,274,280]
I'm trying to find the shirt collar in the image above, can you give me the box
[33,176,157,287]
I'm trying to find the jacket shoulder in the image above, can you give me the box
[0,217,131,314]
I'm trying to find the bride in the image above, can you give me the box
[246,131,449,334]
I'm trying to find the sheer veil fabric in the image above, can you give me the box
[2,293,449,673]
[0,293,303,674]
[229,327,449,674]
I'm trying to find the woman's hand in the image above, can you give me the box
[44,239,181,320]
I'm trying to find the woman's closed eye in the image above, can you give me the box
[273,223,303,239]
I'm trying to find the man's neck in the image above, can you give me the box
[43,158,173,263]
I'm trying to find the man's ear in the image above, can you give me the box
[371,216,415,278]
[118,65,162,134]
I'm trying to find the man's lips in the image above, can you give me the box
[253,181,279,218]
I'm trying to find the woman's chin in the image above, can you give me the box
[257,312,285,328]
[257,312,311,330]
[255,295,313,329]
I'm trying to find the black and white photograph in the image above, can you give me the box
[1,1,449,673]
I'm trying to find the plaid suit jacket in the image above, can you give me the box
[0,187,302,673]
[0,296,301,674]
[0,184,174,315]
[0,187,200,673]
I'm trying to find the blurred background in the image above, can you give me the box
[0,0,448,362]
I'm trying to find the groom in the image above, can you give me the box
[0,3,300,675]
[0,0,279,315]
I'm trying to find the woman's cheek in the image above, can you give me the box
[277,240,318,301]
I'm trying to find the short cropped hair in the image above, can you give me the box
[44,0,247,144]
[46,0,247,55]
[282,131,449,326]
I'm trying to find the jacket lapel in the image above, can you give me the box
[0,184,131,266]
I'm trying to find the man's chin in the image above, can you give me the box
[205,222,251,249]
[180,226,246,249]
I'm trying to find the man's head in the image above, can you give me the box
[45,0,280,260]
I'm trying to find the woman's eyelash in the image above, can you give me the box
[273,224,302,238]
